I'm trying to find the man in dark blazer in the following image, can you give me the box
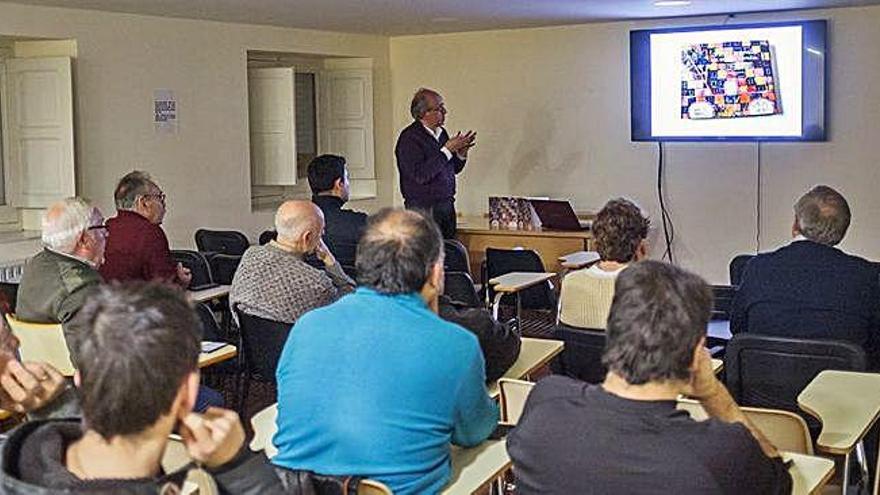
[395,88,475,238]
[307,154,367,268]
[730,185,880,367]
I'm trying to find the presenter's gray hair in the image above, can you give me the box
[794,185,851,246]
[114,171,156,210]
[42,197,93,253]
[410,88,440,120]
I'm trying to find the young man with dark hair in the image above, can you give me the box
[273,208,498,495]
[0,283,286,494]
[307,154,367,268]
[509,260,792,494]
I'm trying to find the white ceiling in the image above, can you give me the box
[7,0,880,35]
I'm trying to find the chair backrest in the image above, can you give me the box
[4,314,74,375]
[677,398,813,454]
[729,254,755,287]
[195,229,250,256]
[234,307,292,383]
[724,333,866,418]
[499,378,536,424]
[249,403,279,458]
[444,239,471,275]
[195,302,224,342]
[171,250,214,289]
[444,271,482,308]
[551,323,607,384]
[208,254,242,285]
[258,230,277,246]
[486,248,555,310]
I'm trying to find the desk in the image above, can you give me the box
[198,344,237,368]
[707,320,732,341]
[488,272,556,323]
[442,439,510,495]
[188,285,231,303]
[457,216,592,275]
[488,337,564,398]
[784,452,835,495]
[558,251,600,270]
[711,358,723,374]
[798,370,880,491]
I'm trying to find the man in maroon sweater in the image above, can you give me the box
[100,171,191,288]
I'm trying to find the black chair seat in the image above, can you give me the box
[551,323,607,384]
[486,247,556,310]
[444,271,482,308]
[195,229,249,256]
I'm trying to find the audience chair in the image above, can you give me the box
[486,248,557,311]
[4,314,74,375]
[249,403,278,458]
[444,271,483,308]
[677,398,813,454]
[444,239,471,275]
[724,333,866,429]
[195,229,250,256]
[729,254,755,287]
[171,250,215,290]
[195,302,226,344]
[550,323,607,384]
[208,253,242,285]
[710,284,735,321]
[233,307,292,410]
[258,229,277,245]
[499,378,535,424]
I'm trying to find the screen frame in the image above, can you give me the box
[630,20,827,142]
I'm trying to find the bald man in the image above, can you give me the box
[230,200,354,324]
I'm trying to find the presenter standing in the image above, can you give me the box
[395,88,476,238]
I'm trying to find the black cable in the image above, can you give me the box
[658,141,675,264]
[756,141,762,253]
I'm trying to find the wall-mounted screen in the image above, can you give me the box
[631,20,826,141]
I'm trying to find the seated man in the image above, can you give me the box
[273,209,498,494]
[100,171,191,287]
[439,294,521,382]
[0,283,286,493]
[508,261,792,494]
[231,200,353,324]
[558,197,648,329]
[308,154,368,268]
[16,197,106,362]
[730,185,880,365]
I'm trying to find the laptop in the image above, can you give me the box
[529,199,590,232]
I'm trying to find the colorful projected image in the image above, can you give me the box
[680,40,781,120]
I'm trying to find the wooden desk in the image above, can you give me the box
[488,272,556,322]
[798,370,880,491]
[442,439,510,495]
[457,216,592,275]
[198,344,237,368]
[784,452,835,495]
[558,251,600,270]
[488,337,564,398]
[188,285,231,303]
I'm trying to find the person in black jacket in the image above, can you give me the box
[730,185,880,367]
[0,282,286,495]
[395,88,475,238]
[439,295,521,382]
[308,154,368,269]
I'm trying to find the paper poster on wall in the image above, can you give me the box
[153,89,178,133]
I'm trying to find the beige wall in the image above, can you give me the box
[0,1,394,249]
[390,6,880,284]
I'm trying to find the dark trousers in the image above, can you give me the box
[406,199,457,239]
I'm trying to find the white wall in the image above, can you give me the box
[0,1,394,251]
[390,6,880,284]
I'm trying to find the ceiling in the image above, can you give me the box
[7,0,880,35]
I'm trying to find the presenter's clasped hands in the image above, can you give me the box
[445,130,477,158]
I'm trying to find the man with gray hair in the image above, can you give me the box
[230,200,353,324]
[273,208,498,494]
[100,170,191,287]
[395,88,476,238]
[731,185,880,367]
[16,197,107,361]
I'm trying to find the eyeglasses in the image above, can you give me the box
[87,224,108,231]
[427,104,447,114]
[142,192,166,205]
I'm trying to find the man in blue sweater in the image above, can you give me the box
[273,208,499,494]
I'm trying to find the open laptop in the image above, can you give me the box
[529,199,590,231]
